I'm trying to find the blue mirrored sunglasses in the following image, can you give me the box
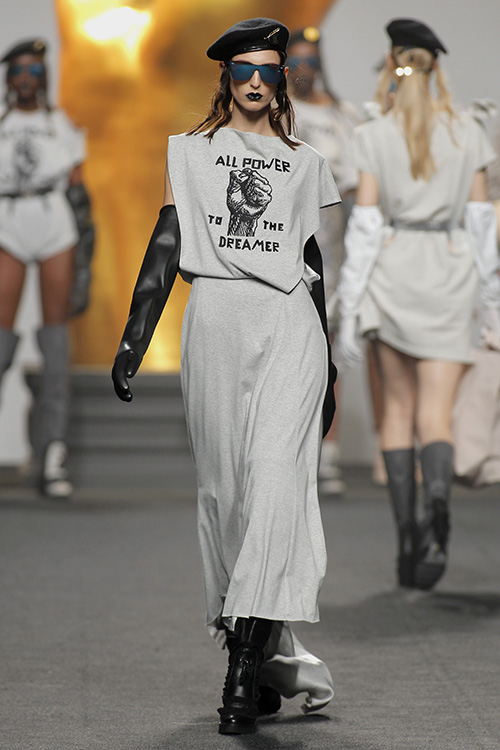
[287,55,320,70]
[8,63,45,78]
[227,61,284,85]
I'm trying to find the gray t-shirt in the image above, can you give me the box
[168,128,340,293]
[349,110,495,226]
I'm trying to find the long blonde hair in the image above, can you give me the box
[374,46,456,180]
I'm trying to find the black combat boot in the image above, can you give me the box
[224,623,281,717]
[383,448,417,588]
[415,441,453,591]
[218,617,274,735]
[256,685,281,716]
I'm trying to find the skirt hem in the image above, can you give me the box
[369,330,475,364]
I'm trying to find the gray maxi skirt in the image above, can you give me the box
[180,276,328,629]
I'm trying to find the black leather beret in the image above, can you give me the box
[386,18,447,55]
[207,18,289,61]
[1,38,47,64]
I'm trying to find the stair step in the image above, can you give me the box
[24,369,195,492]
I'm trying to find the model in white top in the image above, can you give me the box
[0,38,94,499]
[335,18,499,592]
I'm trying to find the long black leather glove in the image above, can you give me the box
[66,182,96,317]
[304,234,337,438]
[111,204,180,402]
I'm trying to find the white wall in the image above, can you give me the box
[322,0,500,117]
[1,0,499,466]
[0,1,60,465]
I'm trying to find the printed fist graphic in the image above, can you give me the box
[226,168,272,236]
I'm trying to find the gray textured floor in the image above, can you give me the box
[1,469,499,750]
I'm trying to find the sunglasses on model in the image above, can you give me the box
[227,61,285,85]
[8,62,45,78]
[287,56,320,70]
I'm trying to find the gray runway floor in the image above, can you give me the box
[1,468,499,750]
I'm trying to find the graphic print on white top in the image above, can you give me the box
[13,134,40,192]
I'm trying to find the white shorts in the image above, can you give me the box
[0,191,78,264]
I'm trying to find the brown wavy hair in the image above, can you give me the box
[187,63,297,149]
[374,46,457,180]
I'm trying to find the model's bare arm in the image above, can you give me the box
[163,155,175,206]
[468,169,488,202]
[355,171,379,206]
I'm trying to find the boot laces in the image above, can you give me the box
[222,648,255,698]
[238,655,253,685]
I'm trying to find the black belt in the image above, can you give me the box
[0,186,55,199]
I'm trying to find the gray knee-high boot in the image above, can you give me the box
[0,326,20,390]
[414,441,454,591]
[33,325,72,498]
[382,448,417,588]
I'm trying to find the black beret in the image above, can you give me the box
[207,18,289,61]
[1,38,47,64]
[386,18,447,55]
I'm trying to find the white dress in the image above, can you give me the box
[350,111,496,362]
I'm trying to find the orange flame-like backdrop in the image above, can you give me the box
[55,0,336,370]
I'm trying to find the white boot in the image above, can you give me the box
[33,326,73,499]
[319,440,346,495]
[40,440,73,499]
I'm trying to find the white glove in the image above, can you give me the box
[337,204,384,318]
[333,315,363,370]
[464,202,500,308]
